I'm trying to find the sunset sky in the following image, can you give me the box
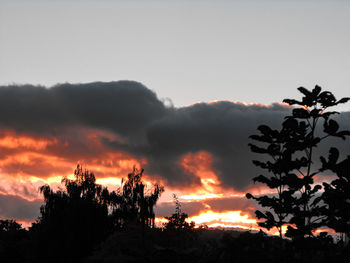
[0,0,350,232]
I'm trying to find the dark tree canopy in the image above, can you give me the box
[35,165,111,263]
[30,165,164,263]
[0,219,23,232]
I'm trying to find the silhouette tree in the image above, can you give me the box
[164,194,195,231]
[34,165,111,263]
[109,166,164,229]
[321,150,350,241]
[246,86,350,239]
[0,219,29,263]
[0,219,22,232]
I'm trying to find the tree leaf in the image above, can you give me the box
[312,85,322,96]
[318,91,337,107]
[257,125,273,136]
[336,97,350,105]
[298,87,312,97]
[335,130,350,140]
[283,99,302,105]
[292,108,310,119]
[324,119,339,135]
[248,143,268,154]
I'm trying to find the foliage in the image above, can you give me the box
[0,219,29,263]
[34,165,111,262]
[246,86,350,239]
[31,165,164,262]
[164,194,195,231]
[0,219,23,232]
[321,150,350,238]
[116,166,164,229]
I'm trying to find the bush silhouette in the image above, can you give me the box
[164,194,195,231]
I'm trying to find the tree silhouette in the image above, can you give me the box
[109,166,164,230]
[0,219,22,232]
[34,165,111,263]
[0,219,29,263]
[321,150,350,241]
[164,194,195,231]
[30,165,164,262]
[246,86,350,239]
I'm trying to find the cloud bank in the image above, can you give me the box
[1,81,350,192]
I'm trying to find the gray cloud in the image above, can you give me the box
[0,81,167,143]
[0,194,42,221]
[1,81,350,191]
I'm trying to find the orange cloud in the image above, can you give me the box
[0,132,58,150]
[178,151,245,201]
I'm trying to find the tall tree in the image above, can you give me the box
[109,167,164,229]
[246,86,350,239]
[34,165,111,263]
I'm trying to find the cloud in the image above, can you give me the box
[139,102,292,189]
[0,81,350,193]
[155,196,256,218]
[0,81,167,142]
[0,193,42,221]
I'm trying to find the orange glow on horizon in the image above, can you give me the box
[187,210,256,226]
[155,209,259,230]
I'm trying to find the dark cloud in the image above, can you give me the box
[0,81,167,143]
[141,102,292,188]
[0,193,42,221]
[1,81,350,191]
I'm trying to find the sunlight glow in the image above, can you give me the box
[188,210,257,226]
[181,193,224,200]
[155,209,258,230]
[96,177,122,186]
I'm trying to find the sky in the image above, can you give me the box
[1,0,350,109]
[0,0,350,232]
